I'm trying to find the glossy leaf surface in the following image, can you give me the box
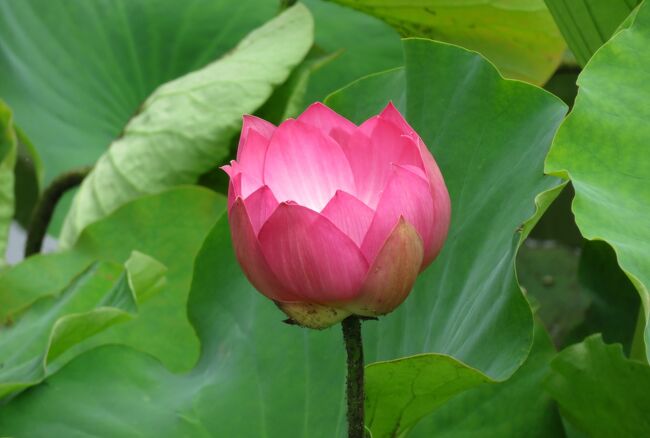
[546,0,650,361]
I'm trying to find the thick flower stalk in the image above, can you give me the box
[223,102,451,329]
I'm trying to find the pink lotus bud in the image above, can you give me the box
[222,103,450,329]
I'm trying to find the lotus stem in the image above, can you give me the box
[342,315,365,438]
[279,0,297,11]
[24,166,91,257]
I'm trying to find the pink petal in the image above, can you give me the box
[361,164,435,265]
[344,218,424,316]
[235,116,275,183]
[226,172,239,211]
[380,103,451,265]
[343,116,423,208]
[297,102,356,146]
[258,203,369,302]
[380,103,446,189]
[224,165,263,211]
[229,198,299,302]
[379,102,413,136]
[264,120,356,212]
[320,191,374,247]
[237,115,275,159]
[243,186,279,235]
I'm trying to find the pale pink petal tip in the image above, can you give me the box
[297,102,356,140]
[379,101,414,135]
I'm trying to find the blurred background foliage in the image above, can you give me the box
[0,0,649,436]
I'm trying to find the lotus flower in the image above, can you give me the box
[222,102,450,328]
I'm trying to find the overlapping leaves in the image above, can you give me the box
[0,38,566,436]
[327,39,567,436]
[0,0,280,184]
[59,4,313,245]
[0,252,166,399]
[545,0,650,360]
[329,0,565,84]
[547,336,650,437]
[545,0,641,66]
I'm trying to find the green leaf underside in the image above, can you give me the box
[0,251,166,399]
[546,335,650,437]
[0,39,566,436]
[544,0,641,66]
[329,0,565,85]
[545,0,650,361]
[0,0,281,185]
[58,4,313,246]
[0,101,17,269]
[410,322,563,437]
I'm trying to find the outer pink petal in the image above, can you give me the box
[223,166,263,212]
[226,171,239,211]
[238,115,275,146]
[237,115,274,154]
[243,186,279,235]
[379,102,413,136]
[264,119,356,211]
[343,116,423,208]
[320,190,374,247]
[229,198,298,302]
[380,103,451,265]
[237,127,273,181]
[297,102,356,146]
[258,203,369,302]
[361,164,435,265]
[380,103,447,188]
[344,218,424,316]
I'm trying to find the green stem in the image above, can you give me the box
[279,0,297,11]
[24,166,91,257]
[342,316,365,438]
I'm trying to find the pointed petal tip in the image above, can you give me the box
[380,101,401,117]
[242,113,275,127]
[220,160,239,176]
